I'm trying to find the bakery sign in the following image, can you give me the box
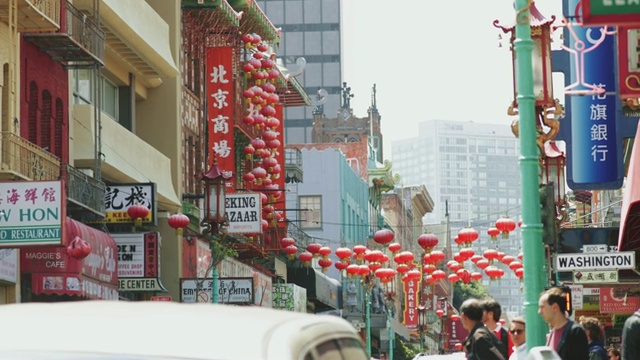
[114,232,166,292]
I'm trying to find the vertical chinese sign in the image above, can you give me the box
[566,9,622,189]
[206,47,236,191]
[403,278,419,326]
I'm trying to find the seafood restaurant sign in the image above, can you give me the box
[0,181,63,247]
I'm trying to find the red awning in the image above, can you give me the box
[618,122,640,252]
[31,273,118,300]
[20,218,119,300]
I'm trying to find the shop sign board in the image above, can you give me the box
[583,0,640,26]
[569,285,584,310]
[225,193,261,234]
[555,252,635,271]
[0,180,63,246]
[573,270,619,284]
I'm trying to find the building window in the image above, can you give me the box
[300,195,321,229]
[73,69,92,104]
[102,78,118,121]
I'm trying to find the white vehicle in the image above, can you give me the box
[0,301,369,360]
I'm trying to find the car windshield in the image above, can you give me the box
[0,351,209,360]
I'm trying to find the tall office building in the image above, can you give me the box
[256,0,342,144]
[392,119,525,315]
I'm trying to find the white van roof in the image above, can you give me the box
[0,301,364,360]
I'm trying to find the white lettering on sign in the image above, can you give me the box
[602,0,640,7]
[555,252,635,271]
[582,244,609,253]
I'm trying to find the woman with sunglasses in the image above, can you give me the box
[508,316,526,360]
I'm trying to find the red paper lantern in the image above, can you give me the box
[373,229,394,245]
[501,255,515,266]
[299,252,313,267]
[432,269,447,281]
[495,217,517,239]
[352,245,367,262]
[487,226,500,241]
[460,248,475,261]
[457,227,479,246]
[284,245,298,260]
[127,204,149,227]
[306,243,322,257]
[167,213,190,235]
[388,242,401,254]
[335,261,349,272]
[318,246,332,259]
[515,267,524,280]
[430,250,446,264]
[451,314,460,321]
[436,309,445,317]
[335,247,352,262]
[476,259,490,270]
[471,271,483,281]
[417,233,439,252]
[509,260,523,271]
[455,343,463,351]
[318,258,332,272]
[448,273,460,283]
[280,237,295,248]
[67,236,91,260]
[346,264,360,277]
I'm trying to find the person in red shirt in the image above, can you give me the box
[482,298,514,359]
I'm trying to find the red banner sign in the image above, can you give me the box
[403,278,419,326]
[600,286,640,314]
[206,46,235,191]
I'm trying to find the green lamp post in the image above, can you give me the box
[201,159,231,304]
[495,0,556,348]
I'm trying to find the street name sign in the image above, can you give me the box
[555,251,635,271]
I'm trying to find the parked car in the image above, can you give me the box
[0,301,369,360]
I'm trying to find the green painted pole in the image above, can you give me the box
[514,0,548,349]
[388,310,394,360]
[366,292,372,356]
[212,267,219,304]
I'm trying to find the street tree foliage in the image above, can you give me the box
[392,333,420,360]
[453,281,489,311]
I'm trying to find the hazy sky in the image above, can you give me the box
[342,0,563,158]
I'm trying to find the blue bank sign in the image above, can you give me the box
[566,20,623,189]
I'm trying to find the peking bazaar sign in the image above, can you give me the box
[206,46,236,191]
[403,278,419,326]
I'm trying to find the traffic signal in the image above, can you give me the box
[539,183,558,246]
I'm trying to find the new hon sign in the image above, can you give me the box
[555,252,636,271]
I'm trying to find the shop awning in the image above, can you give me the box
[618,122,640,252]
[20,218,119,300]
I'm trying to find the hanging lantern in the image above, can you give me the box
[454,343,463,351]
[495,217,517,239]
[471,271,483,281]
[299,252,313,267]
[487,226,500,241]
[335,261,349,272]
[66,236,91,260]
[515,267,524,280]
[388,242,401,255]
[335,247,352,263]
[501,255,516,266]
[346,264,360,278]
[373,229,394,246]
[436,309,445,317]
[476,259,490,270]
[457,227,479,246]
[318,246,332,259]
[460,248,475,261]
[448,273,460,283]
[318,258,332,273]
[167,213,190,235]
[127,204,149,227]
[432,269,447,281]
[470,254,483,264]
[352,245,367,262]
[483,249,499,264]
[284,245,298,260]
[430,250,446,264]
[451,314,460,322]
[280,237,295,249]
[509,260,523,271]
[417,233,439,252]
[306,243,322,258]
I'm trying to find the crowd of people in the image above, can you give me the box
[459,287,631,360]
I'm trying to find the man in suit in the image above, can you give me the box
[461,298,506,360]
[538,287,588,360]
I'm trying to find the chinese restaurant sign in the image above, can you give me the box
[104,183,156,225]
[206,46,236,191]
[566,17,623,190]
[0,180,63,246]
[583,0,640,26]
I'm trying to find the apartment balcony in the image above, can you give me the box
[72,105,181,210]
[63,164,106,217]
[0,132,60,181]
[23,0,104,68]
[0,0,60,32]
[284,147,303,183]
[73,0,179,88]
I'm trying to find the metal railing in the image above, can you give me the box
[26,0,61,26]
[64,1,105,63]
[64,164,106,216]
[0,132,60,180]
